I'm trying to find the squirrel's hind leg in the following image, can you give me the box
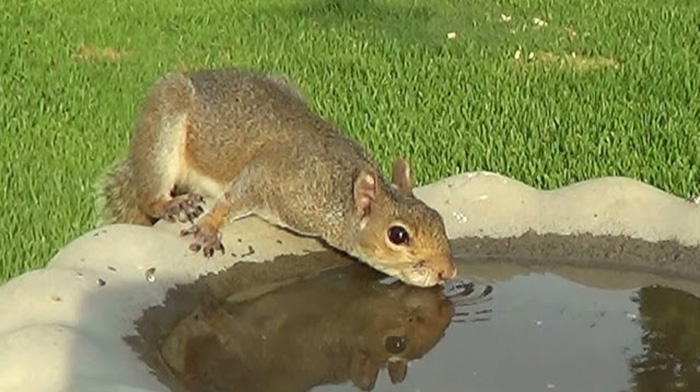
[130,74,204,224]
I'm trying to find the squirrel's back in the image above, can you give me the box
[183,68,376,181]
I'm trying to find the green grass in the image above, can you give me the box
[1,0,699,282]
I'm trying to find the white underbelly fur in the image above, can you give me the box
[179,168,227,199]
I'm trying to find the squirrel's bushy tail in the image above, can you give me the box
[96,160,153,226]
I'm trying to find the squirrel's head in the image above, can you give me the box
[350,159,457,288]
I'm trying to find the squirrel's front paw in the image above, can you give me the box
[161,194,205,223]
[180,223,225,258]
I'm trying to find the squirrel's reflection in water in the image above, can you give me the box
[147,252,491,392]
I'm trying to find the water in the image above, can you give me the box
[129,245,700,392]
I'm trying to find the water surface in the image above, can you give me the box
[128,236,700,392]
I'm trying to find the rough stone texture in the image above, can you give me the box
[453,232,700,282]
[414,172,700,246]
[0,172,699,392]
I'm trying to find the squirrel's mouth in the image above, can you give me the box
[385,263,443,288]
[357,253,444,287]
[408,265,443,287]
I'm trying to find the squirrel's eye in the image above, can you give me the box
[384,335,407,354]
[388,225,409,245]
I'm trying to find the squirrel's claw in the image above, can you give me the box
[202,241,226,258]
[162,193,206,223]
[181,223,225,258]
[180,225,200,237]
[188,242,202,252]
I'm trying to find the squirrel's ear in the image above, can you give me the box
[354,169,377,219]
[388,360,408,384]
[391,158,414,194]
[350,350,380,391]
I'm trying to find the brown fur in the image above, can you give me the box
[159,264,455,392]
[99,68,456,287]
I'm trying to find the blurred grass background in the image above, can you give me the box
[1,0,699,281]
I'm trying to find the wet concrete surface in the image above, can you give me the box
[126,233,700,392]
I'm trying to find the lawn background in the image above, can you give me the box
[1,0,699,281]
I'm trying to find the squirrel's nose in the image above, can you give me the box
[437,263,457,281]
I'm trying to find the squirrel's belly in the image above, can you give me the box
[179,168,227,199]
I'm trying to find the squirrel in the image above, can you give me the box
[99,67,457,287]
